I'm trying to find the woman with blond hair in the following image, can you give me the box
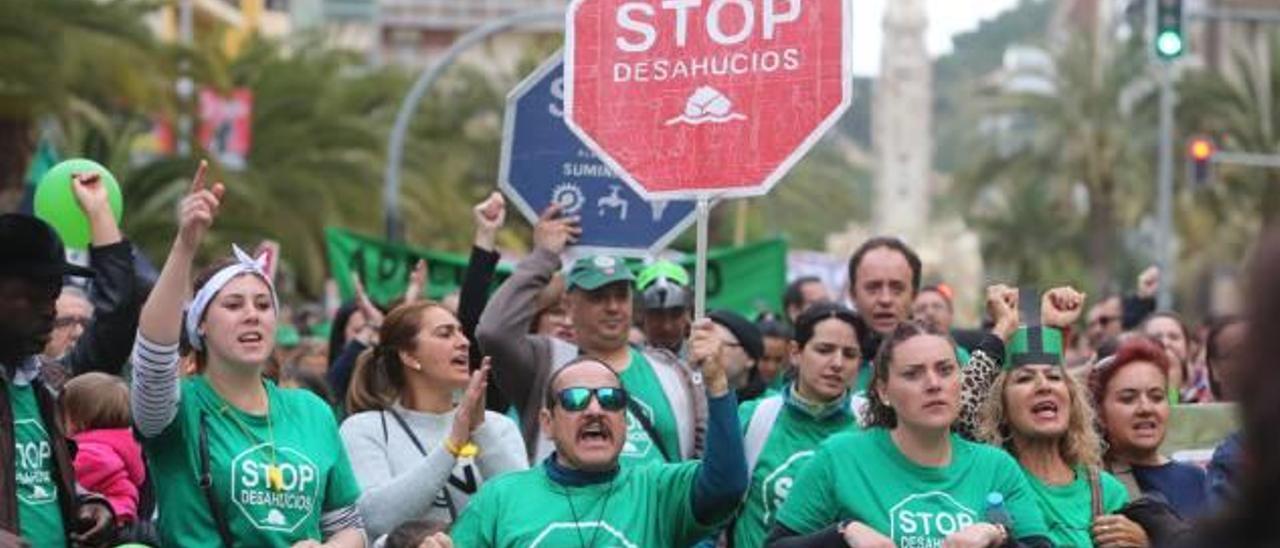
[977,288,1147,548]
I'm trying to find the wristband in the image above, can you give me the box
[444,438,480,458]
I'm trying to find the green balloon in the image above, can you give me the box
[34,158,124,249]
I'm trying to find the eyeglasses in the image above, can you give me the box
[53,316,91,329]
[554,387,629,412]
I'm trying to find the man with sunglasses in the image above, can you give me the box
[478,205,707,466]
[452,320,748,547]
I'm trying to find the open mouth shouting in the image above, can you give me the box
[449,352,470,371]
[1031,399,1060,421]
[1130,419,1161,439]
[577,420,615,447]
[236,331,265,347]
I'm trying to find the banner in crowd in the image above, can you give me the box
[667,238,788,318]
[325,227,511,306]
[1163,402,1238,465]
[325,228,786,317]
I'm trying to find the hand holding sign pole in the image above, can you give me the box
[564,0,854,317]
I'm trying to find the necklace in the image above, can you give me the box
[560,477,617,548]
[218,390,284,492]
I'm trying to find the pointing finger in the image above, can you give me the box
[190,160,208,193]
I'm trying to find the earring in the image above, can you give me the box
[406,358,423,371]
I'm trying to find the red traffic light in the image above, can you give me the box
[1189,138,1214,161]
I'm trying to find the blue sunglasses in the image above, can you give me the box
[555,387,629,412]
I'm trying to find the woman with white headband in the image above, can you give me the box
[129,162,366,547]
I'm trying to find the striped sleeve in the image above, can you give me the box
[320,504,365,541]
[130,333,182,438]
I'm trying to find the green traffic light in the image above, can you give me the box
[1156,31,1184,58]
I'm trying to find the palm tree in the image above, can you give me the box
[0,0,167,210]
[956,31,1157,293]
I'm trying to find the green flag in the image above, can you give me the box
[325,228,786,317]
[325,227,512,306]
[674,239,787,318]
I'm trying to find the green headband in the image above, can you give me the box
[1005,326,1065,370]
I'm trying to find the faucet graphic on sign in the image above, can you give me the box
[665,86,747,126]
[598,185,629,221]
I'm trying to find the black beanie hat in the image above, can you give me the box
[708,309,764,361]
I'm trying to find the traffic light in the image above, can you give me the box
[1155,0,1185,60]
[1188,137,1214,187]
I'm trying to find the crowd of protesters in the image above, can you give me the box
[2,161,1279,547]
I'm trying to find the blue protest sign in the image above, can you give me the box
[500,53,697,256]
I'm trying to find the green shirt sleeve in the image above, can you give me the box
[993,452,1050,539]
[652,461,715,543]
[1099,471,1132,513]
[774,442,839,534]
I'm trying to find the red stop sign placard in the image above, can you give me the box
[565,0,852,199]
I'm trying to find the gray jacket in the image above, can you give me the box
[476,247,708,462]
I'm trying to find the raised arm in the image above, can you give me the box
[687,320,748,525]
[955,284,1019,440]
[460,192,506,366]
[62,172,139,376]
[475,204,579,413]
[1123,266,1159,329]
[131,161,223,438]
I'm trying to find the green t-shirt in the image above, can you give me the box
[733,397,860,548]
[143,377,362,547]
[617,348,681,466]
[776,428,1049,544]
[11,383,65,548]
[451,461,713,547]
[1023,467,1130,547]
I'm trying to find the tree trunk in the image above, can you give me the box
[1086,184,1116,294]
[0,118,34,213]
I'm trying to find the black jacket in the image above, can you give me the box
[1,240,138,539]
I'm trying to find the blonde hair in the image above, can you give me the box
[976,368,1104,468]
[61,372,131,430]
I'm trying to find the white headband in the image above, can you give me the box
[184,245,279,352]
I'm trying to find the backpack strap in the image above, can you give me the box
[744,396,785,473]
[384,408,460,522]
[199,412,236,548]
[1088,466,1104,519]
[626,398,674,463]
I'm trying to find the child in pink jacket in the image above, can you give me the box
[61,372,146,526]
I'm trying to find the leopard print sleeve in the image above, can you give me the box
[954,334,1006,441]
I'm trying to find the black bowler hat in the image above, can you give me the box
[0,214,95,279]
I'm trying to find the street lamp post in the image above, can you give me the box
[383,8,564,241]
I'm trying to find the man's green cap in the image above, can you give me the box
[636,260,690,290]
[1005,326,1065,370]
[567,255,634,291]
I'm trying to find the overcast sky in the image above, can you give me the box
[853,0,1024,76]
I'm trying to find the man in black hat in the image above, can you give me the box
[707,310,766,401]
[0,210,118,546]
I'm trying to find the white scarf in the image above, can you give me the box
[184,245,278,351]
